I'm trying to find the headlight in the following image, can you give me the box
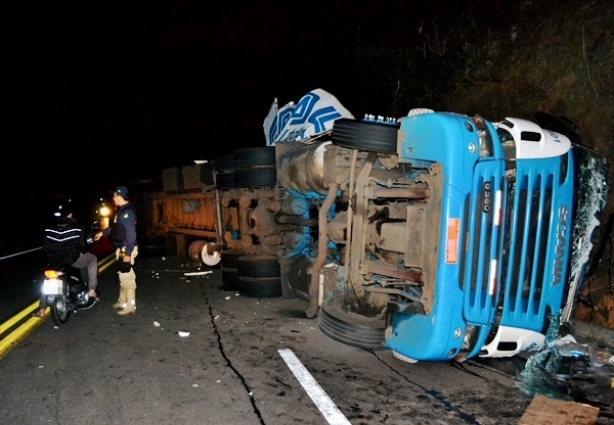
[461,325,479,351]
[472,115,493,158]
[99,206,111,217]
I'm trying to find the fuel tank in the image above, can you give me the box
[276,141,330,195]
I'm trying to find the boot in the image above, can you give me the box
[112,286,127,309]
[117,288,136,316]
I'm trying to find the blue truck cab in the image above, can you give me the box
[384,110,575,362]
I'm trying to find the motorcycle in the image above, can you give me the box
[40,223,100,326]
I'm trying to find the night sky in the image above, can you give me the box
[0,0,480,244]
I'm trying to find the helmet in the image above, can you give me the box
[52,198,73,218]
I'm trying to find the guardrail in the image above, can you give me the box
[0,252,117,360]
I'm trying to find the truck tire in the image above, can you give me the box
[318,295,386,350]
[214,155,234,171]
[232,167,276,188]
[237,255,280,278]
[288,285,309,302]
[215,170,234,189]
[221,249,245,269]
[221,250,245,289]
[221,270,240,290]
[332,118,399,154]
[280,255,310,302]
[233,147,276,168]
[238,275,282,298]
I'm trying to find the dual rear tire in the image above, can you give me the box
[220,251,282,298]
[237,255,282,298]
[214,147,277,189]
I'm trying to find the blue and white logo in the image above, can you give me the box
[264,88,354,145]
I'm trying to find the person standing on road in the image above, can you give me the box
[94,186,138,316]
[35,198,100,318]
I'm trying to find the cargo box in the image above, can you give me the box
[182,163,215,189]
[162,167,183,192]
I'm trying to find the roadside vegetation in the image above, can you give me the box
[329,0,614,328]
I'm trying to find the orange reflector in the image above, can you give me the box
[445,218,460,264]
[44,270,58,279]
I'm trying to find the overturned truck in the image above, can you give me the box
[146,89,607,363]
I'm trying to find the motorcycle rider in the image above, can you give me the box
[94,186,138,316]
[35,198,100,318]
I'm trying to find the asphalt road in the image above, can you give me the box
[0,249,47,321]
[1,253,613,425]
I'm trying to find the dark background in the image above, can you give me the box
[0,0,528,250]
[4,0,614,330]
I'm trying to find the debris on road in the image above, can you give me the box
[184,271,213,276]
[519,393,599,425]
[515,323,614,421]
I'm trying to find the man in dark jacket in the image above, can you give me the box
[95,186,138,315]
[35,198,99,318]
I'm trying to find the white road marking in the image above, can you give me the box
[278,348,351,425]
[0,246,42,261]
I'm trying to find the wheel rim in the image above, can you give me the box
[201,243,221,266]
